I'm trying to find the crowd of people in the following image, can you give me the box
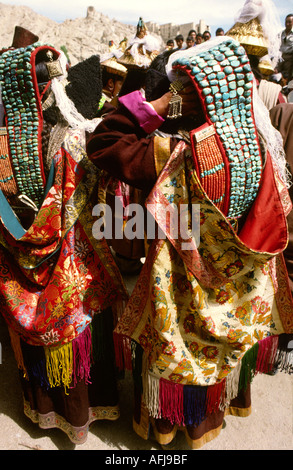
[0,0,293,452]
[165,13,293,97]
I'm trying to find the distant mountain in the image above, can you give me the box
[0,3,140,64]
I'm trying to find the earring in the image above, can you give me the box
[46,50,63,79]
[167,80,184,119]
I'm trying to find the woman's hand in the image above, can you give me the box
[149,91,172,118]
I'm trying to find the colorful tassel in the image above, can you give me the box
[142,370,161,419]
[183,384,207,426]
[238,342,259,392]
[255,335,279,374]
[44,341,73,393]
[274,334,293,374]
[205,380,226,415]
[20,340,50,389]
[72,326,92,387]
[113,332,132,371]
[223,359,242,408]
[160,377,184,425]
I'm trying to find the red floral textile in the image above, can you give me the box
[0,137,127,348]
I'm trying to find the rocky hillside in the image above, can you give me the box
[0,3,163,65]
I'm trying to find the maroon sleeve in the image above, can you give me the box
[86,105,178,192]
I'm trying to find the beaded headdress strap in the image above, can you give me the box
[0,43,62,209]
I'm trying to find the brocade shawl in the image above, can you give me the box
[115,138,293,387]
[0,129,127,347]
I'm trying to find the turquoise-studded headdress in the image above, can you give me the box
[165,37,289,219]
[0,42,63,210]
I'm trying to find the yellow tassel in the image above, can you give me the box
[44,342,73,394]
[8,327,28,379]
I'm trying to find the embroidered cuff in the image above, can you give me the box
[119,90,164,133]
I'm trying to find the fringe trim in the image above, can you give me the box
[44,342,73,393]
[8,317,110,393]
[160,377,184,425]
[136,334,293,427]
[113,332,132,371]
[72,327,92,387]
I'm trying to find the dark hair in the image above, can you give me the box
[119,68,147,97]
[285,14,293,20]
[102,67,123,87]
[175,34,184,41]
[216,27,224,35]
[144,49,173,102]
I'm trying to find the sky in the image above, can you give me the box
[1,0,292,35]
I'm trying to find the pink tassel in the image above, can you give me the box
[72,326,92,387]
[256,335,279,374]
[159,378,184,425]
[205,380,226,415]
[113,332,132,371]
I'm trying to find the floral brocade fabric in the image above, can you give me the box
[0,129,127,347]
[115,140,293,386]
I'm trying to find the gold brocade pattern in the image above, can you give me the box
[115,141,292,387]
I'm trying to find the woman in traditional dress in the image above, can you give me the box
[0,28,128,444]
[87,35,293,449]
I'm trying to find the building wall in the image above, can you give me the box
[145,20,210,43]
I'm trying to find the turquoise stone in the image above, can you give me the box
[237,88,244,96]
[224,66,233,74]
[211,85,219,94]
[229,90,237,98]
[227,74,236,81]
[243,64,251,72]
[205,95,213,104]
[199,79,209,87]
[220,85,228,93]
[192,66,201,74]
[202,87,212,95]
[235,46,245,56]
[217,71,225,80]
[215,54,225,61]
[240,56,249,64]
[229,82,236,89]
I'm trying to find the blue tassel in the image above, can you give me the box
[183,384,207,426]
